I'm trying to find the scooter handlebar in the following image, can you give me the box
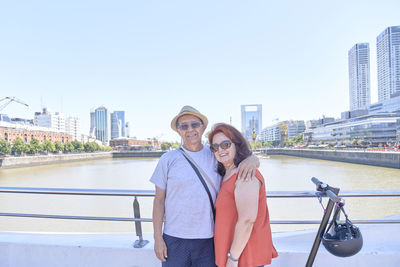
[311,177,327,190]
[326,190,340,203]
[311,177,322,186]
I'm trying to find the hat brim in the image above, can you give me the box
[171,112,208,132]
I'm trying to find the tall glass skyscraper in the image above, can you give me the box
[94,106,110,144]
[111,111,125,139]
[241,104,262,141]
[377,26,400,102]
[348,43,370,110]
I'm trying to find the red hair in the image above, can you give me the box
[208,123,252,176]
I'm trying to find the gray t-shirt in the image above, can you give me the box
[150,145,221,239]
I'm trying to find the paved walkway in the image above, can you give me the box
[0,214,399,266]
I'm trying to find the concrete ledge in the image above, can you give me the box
[112,151,166,158]
[1,215,399,267]
[265,149,400,169]
[0,152,112,169]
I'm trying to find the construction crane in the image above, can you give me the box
[0,97,29,112]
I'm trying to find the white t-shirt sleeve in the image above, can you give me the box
[149,154,169,190]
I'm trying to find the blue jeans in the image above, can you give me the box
[161,233,217,267]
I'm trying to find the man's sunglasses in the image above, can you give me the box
[210,140,232,152]
[177,121,202,131]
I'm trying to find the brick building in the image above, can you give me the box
[0,121,72,144]
[110,138,160,150]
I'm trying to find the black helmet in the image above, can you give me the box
[322,205,363,257]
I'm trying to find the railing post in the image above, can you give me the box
[132,196,149,248]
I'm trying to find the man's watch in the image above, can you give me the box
[227,252,239,262]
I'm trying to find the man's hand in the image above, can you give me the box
[226,258,239,267]
[154,236,168,262]
[237,154,259,181]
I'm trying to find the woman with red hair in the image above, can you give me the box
[208,123,278,267]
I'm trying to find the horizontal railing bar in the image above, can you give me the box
[0,187,155,197]
[0,213,399,224]
[0,213,152,222]
[270,220,400,224]
[268,190,400,198]
[1,187,399,198]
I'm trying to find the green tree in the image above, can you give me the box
[161,142,171,151]
[72,140,84,152]
[64,142,74,153]
[12,137,28,155]
[102,145,112,151]
[84,142,93,152]
[170,142,180,149]
[84,142,100,153]
[0,139,11,155]
[28,138,42,154]
[262,141,272,147]
[42,139,55,153]
[54,141,64,152]
[291,133,304,145]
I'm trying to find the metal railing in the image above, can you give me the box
[1,187,400,248]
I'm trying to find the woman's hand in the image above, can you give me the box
[154,237,168,262]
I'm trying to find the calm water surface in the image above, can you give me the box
[0,156,399,233]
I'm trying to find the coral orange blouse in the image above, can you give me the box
[214,170,278,267]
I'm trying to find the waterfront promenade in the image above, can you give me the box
[0,151,165,169]
[263,148,400,169]
[1,214,399,266]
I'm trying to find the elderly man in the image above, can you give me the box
[150,106,259,267]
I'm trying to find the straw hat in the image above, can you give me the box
[170,105,208,132]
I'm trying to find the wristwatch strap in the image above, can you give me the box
[227,252,239,262]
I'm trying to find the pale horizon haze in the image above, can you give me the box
[1,1,399,141]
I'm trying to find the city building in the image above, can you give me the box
[258,120,305,145]
[34,108,66,132]
[34,108,81,140]
[65,117,81,141]
[94,106,111,144]
[0,114,11,122]
[90,111,95,137]
[377,26,400,102]
[125,122,130,138]
[306,117,335,130]
[304,113,400,145]
[241,104,262,141]
[111,111,125,139]
[109,137,159,151]
[368,94,400,114]
[348,43,370,110]
[0,121,72,144]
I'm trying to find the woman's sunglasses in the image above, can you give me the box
[210,140,232,152]
[178,121,202,131]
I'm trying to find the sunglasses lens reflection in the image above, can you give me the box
[178,121,201,130]
[211,140,232,152]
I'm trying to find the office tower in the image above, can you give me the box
[111,111,126,139]
[94,106,111,143]
[348,43,371,110]
[65,117,81,141]
[90,111,95,136]
[34,108,66,132]
[377,26,400,102]
[125,122,130,138]
[241,104,262,141]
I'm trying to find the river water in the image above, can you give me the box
[0,156,399,233]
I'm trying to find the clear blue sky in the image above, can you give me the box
[1,1,399,141]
